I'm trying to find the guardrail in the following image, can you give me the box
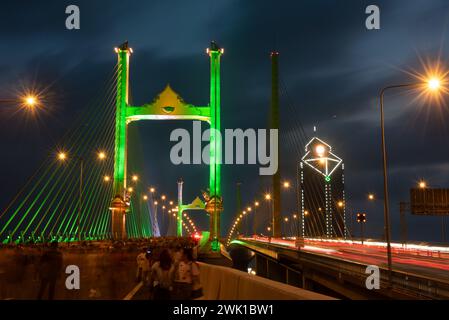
[197,262,334,300]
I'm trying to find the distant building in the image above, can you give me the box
[299,137,346,238]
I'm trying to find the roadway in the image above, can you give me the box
[241,236,449,282]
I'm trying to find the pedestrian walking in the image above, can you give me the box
[149,249,174,300]
[37,241,63,300]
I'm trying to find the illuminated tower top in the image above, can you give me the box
[301,137,342,182]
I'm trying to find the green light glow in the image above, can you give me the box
[209,49,221,198]
[207,47,223,242]
[211,238,220,252]
[178,207,183,237]
[113,48,129,198]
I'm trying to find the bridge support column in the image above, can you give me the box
[270,51,281,238]
[110,42,131,239]
[205,42,223,253]
[302,272,312,290]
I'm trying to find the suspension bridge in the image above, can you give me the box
[2,41,449,300]
[0,41,225,252]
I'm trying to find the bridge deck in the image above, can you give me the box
[234,237,449,299]
[240,237,449,281]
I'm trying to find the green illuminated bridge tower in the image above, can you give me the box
[110,41,223,250]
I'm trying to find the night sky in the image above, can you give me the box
[1,0,449,241]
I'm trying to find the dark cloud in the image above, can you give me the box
[1,0,449,240]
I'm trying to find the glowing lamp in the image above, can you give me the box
[315,144,325,156]
[58,152,67,161]
[98,152,106,160]
[428,78,440,91]
[24,96,37,107]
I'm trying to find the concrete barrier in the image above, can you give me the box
[198,263,334,300]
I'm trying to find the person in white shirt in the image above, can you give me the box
[173,247,203,299]
[136,248,150,283]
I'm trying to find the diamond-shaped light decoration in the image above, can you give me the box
[301,137,342,181]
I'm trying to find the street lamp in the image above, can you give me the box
[150,187,155,193]
[97,151,106,160]
[368,193,375,201]
[252,201,260,236]
[379,75,443,284]
[265,193,274,236]
[1,94,40,109]
[24,95,38,107]
[428,78,440,90]
[419,180,427,189]
[58,152,67,161]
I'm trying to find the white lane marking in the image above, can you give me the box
[123,281,143,300]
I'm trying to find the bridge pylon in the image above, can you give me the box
[110,41,131,239]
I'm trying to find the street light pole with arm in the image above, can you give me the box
[379,78,441,286]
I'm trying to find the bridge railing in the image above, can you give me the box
[197,262,334,300]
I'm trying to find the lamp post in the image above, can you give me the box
[253,201,259,236]
[58,151,106,241]
[379,77,441,285]
[265,193,273,236]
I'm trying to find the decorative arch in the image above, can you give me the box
[109,41,223,252]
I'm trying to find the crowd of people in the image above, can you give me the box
[0,237,203,300]
[135,237,204,300]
